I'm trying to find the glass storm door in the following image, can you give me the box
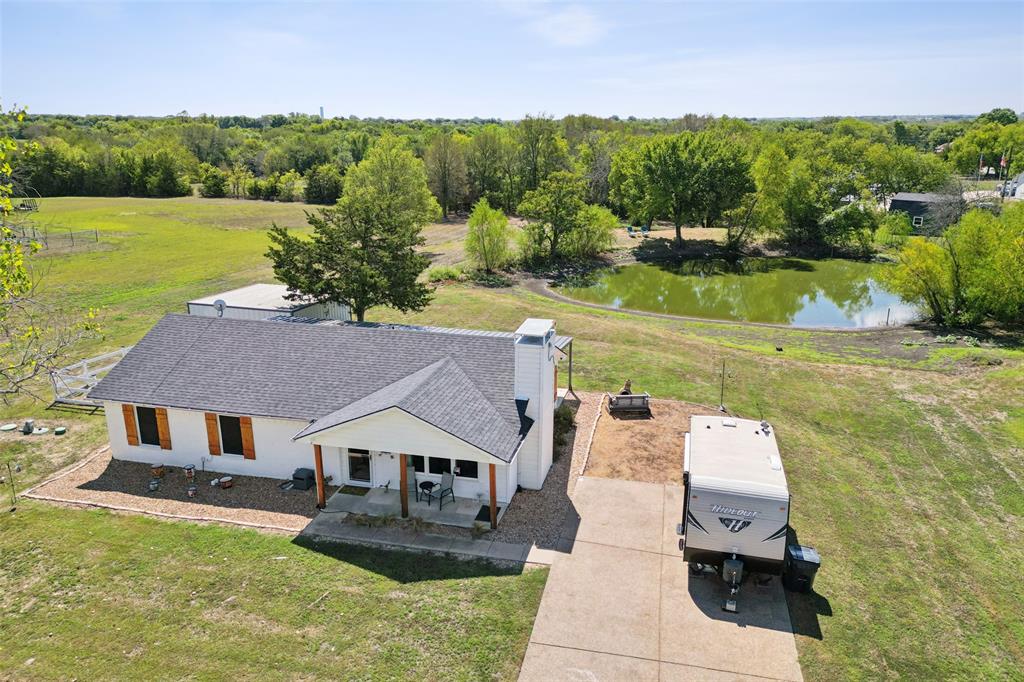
[347,448,372,485]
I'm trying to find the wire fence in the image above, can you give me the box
[8,225,100,250]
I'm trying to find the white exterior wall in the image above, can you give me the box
[297,301,351,321]
[185,303,282,321]
[186,301,350,322]
[302,408,516,503]
[104,401,315,479]
[513,326,556,490]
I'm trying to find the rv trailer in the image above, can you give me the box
[682,416,790,601]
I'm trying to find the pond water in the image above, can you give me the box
[559,258,919,328]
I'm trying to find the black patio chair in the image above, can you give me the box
[406,464,421,502]
[436,472,456,510]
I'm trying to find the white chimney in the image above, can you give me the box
[513,318,556,489]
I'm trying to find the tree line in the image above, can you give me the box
[8,108,1022,253]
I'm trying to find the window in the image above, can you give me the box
[136,406,160,446]
[408,455,425,473]
[428,457,451,475]
[912,216,924,228]
[219,415,244,455]
[454,460,478,479]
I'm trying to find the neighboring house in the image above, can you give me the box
[186,283,351,321]
[88,313,573,528]
[888,192,945,230]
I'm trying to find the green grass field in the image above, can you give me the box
[2,197,1023,679]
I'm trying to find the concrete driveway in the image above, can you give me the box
[519,477,803,682]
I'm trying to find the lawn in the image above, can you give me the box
[2,196,1023,679]
[0,503,547,681]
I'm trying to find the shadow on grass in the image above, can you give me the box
[290,534,527,583]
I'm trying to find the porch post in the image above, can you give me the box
[488,463,498,529]
[567,340,578,399]
[313,444,326,509]
[399,454,409,519]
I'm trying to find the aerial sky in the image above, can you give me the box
[2,1,1022,119]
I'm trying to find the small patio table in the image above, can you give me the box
[419,481,438,505]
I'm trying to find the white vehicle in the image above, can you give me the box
[682,416,790,580]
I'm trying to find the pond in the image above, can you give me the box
[558,258,919,328]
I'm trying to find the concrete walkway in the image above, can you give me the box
[300,510,557,566]
[519,477,803,682]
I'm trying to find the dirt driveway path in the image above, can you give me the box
[519,477,803,682]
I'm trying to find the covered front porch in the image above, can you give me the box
[322,484,509,529]
[300,406,518,530]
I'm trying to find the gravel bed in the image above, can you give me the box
[486,391,602,547]
[26,449,335,533]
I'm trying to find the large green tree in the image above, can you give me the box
[639,131,751,245]
[424,131,467,217]
[517,170,588,262]
[268,135,441,321]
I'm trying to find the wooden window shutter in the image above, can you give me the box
[122,404,139,446]
[155,408,172,450]
[205,412,221,455]
[239,417,256,460]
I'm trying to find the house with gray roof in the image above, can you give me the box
[89,309,573,528]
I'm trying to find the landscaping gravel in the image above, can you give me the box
[26,449,335,533]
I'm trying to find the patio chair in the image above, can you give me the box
[626,225,638,238]
[640,224,651,237]
[406,464,421,502]
[436,472,456,510]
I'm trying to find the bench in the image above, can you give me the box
[606,392,651,415]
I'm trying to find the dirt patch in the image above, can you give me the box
[25,449,335,533]
[585,398,719,485]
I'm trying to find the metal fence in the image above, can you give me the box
[9,225,99,249]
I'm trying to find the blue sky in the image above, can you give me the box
[2,1,1022,118]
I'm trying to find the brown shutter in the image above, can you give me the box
[205,412,221,455]
[240,416,256,460]
[122,404,139,446]
[155,408,172,450]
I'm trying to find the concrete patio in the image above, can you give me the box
[321,486,508,529]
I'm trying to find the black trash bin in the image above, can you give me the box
[784,544,821,593]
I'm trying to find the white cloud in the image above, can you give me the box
[499,2,610,47]
[529,4,609,47]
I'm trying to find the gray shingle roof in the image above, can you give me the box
[293,357,530,459]
[89,314,535,462]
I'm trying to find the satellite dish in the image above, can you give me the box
[213,299,227,318]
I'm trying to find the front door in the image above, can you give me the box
[347,448,372,486]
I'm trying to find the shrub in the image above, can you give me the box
[465,199,513,272]
[304,163,344,204]
[561,204,619,260]
[198,163,227,198]
[426,265,465,283]
[553,403,575,452]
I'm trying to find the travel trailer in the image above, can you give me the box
[681,416,791,600]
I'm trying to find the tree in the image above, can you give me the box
[863,143,949,198]
[882,204,1024,325]
[639,134,698,244]
[198,163,227,197]
[609,142,657,228]
[561,204,618,260]
[267,134,440,322]
[277,169,301,202]
[464,199,513,272]
[424,132,467,217]
[517,170,588,262]
[1,107,95,401]
[976,107,1019,126]
[466,125,504,207]
[303,163,343,204]
[516,114,569,191]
